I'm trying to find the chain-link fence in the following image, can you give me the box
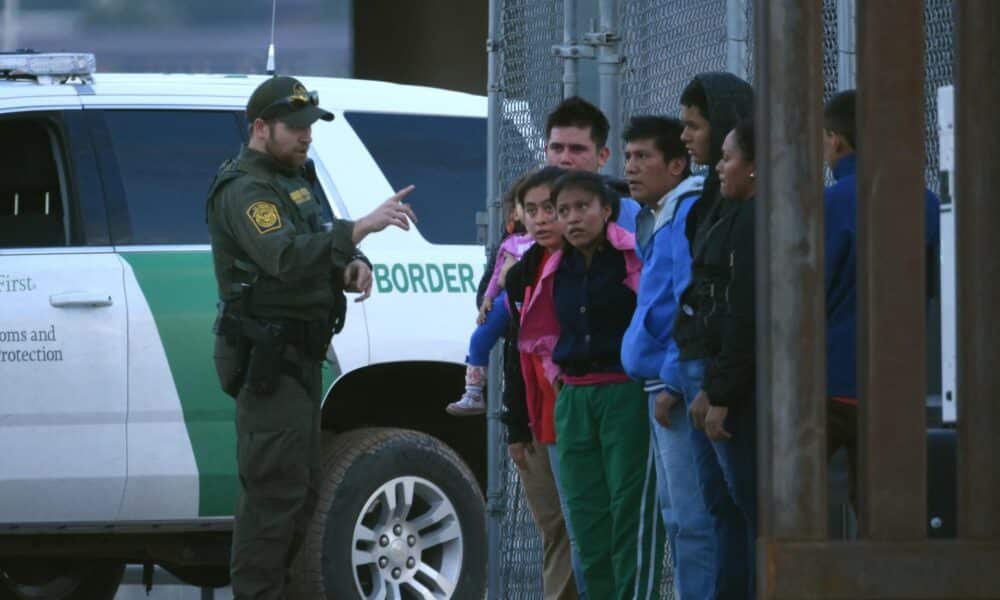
[620,0,727,120]
[490,3,564,599]
[924,0,954,194]
[486,1,954,598]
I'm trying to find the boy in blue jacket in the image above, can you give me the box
[619,116,713,598]
[822,90,940,511]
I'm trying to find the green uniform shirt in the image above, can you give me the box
[207,145,357,322]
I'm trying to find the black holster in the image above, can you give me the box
[213,304,288,397]
[241,318,287,396]
[213,307,251,398]
[214,298,331,396]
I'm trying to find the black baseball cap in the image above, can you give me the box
[246,76,334,127]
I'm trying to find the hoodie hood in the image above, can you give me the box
[655,174,705,233]
[695,72,754,169]
[683,72,753,245]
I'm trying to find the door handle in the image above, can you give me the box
[50,292,114,308]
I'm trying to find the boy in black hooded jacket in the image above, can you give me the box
[671,72,756,600]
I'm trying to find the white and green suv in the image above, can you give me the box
[0,53,489,599]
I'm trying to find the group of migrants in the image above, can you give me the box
[448,72,941,600]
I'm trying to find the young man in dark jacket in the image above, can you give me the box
[671,72,755,599]
[822,90,941,511]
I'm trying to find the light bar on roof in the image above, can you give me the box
[0,53,96,79]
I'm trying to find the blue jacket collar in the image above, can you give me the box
[833,153,857,181]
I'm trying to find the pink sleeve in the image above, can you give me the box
[484,249,511,301]
[542,356,562,384]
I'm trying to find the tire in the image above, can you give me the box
[292,428,486,599]
[0,561,124,600]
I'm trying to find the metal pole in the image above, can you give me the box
[955,0,1000,541]
[836,0,856,90]
[754,0,828,556]
[857,0,927,542]
[484,0,504,597]
[562,0,580,98]
[2,0,19,52]
[726,0,749,79]
[595,0,622,176]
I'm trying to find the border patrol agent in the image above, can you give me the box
[207,76,416,599]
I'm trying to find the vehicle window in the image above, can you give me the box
[103,110,243,244]
[0,118,68,248]
[345,112,486,245]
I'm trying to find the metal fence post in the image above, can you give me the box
[726,0,749,79]
[594,0,622,176]
[563,0,580,98]
[836,0,856,90]
[485,0,504,597]
[857,0,928,542]
[754,0,828,558]
[955,0,1000,542]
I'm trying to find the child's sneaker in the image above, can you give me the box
[447,365,486,416]
[446,392,486,416]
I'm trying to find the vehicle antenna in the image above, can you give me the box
[266,0,277,75]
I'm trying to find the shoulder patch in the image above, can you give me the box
[246,201,283,234]
[289,187,313,205]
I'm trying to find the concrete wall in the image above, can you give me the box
[353,1,488,94]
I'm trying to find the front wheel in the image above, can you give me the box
[292,428,486,599]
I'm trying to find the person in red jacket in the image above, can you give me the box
[502,166,583,600]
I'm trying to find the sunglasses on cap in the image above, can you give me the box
[258,90,320,120]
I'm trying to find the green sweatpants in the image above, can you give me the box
[555,380,664,600]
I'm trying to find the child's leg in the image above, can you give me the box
[449,294,511,416]
[467,291,511,367]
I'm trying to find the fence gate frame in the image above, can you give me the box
[756,1,1000,598]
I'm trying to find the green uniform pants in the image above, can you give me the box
[216,338,323,600]
[555,381,664,600]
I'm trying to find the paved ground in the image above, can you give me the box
[116,566,231,600]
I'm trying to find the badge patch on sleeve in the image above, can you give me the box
[289,188,313,204]
[246,201,282,234]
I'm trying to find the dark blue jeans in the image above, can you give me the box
[679,359,753,599]
[710,391,757,599]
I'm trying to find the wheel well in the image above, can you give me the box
[321,361,487,491]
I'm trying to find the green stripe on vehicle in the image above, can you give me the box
[120,251,238,517]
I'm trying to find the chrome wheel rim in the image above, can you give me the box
[351,476,463,599]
